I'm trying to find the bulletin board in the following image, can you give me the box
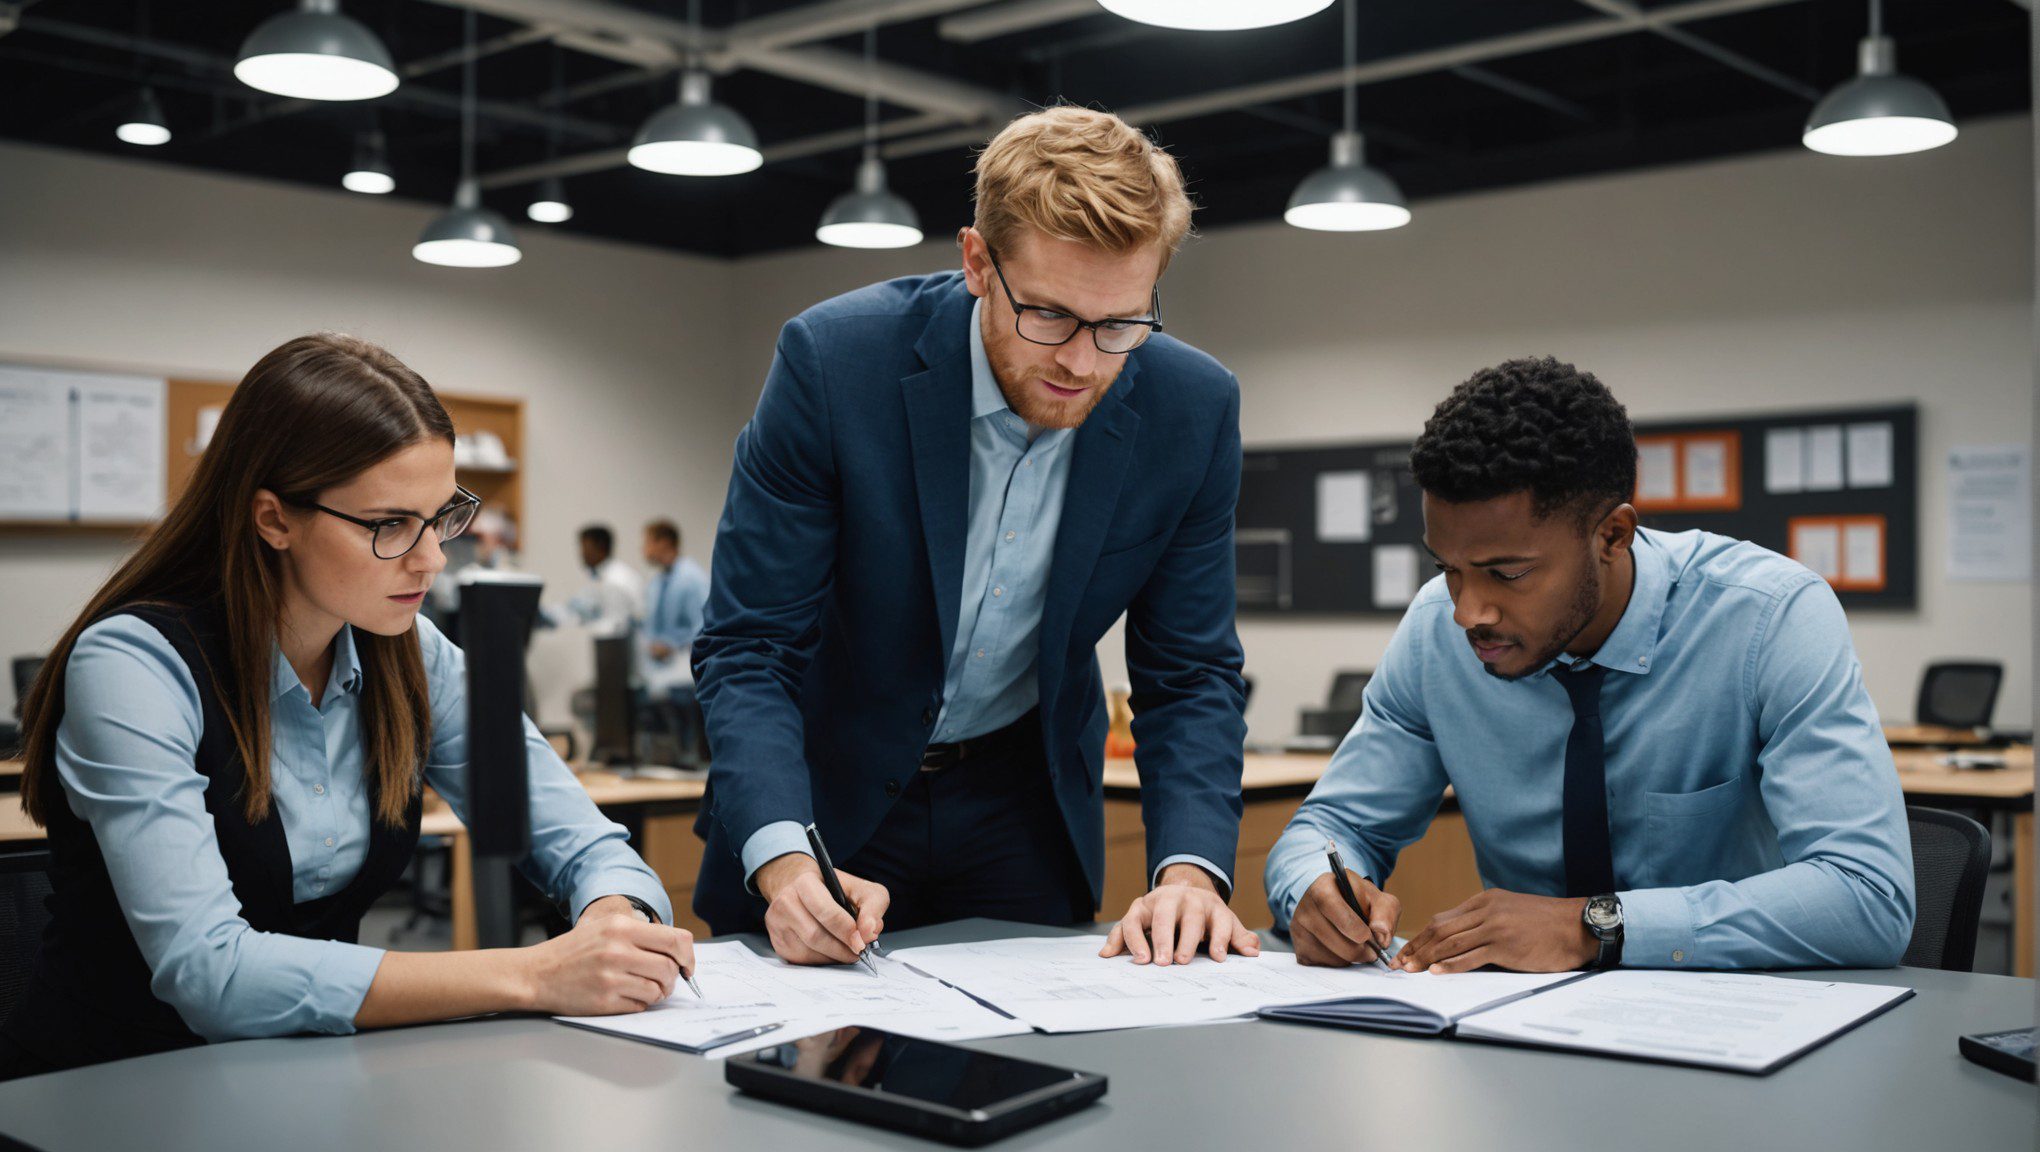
[1235,403,1918,616]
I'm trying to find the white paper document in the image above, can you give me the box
[556,941,1029,1059]
[1947,444,2032,582]
[1315,471,1371,542]
[1842,520,1883,586]
[891,936,1572,1035]
[1804,425,1845,491]
[1763,428,1805,494]
[1845,422,1894,489]
[1371,544,1419,609]
[1682,440,1729,501]
[75,372,166,521]
[1453,970,1912,1074]
[0,367,75,519]
[1636,442,1678,503]
[1792,522,1841,581]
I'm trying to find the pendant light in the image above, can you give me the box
[1100,0,1333,32]
[1803,0,1956,157]
[1285,0,1409,232]
[116,87,171,146]
[817,25,922,249]
[526,49,573,223]
[235,0,399,102]
[628,0,763,176]
[414,10,520,268]
[343,128,394,194]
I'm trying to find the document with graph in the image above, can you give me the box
[555,940,1030,1059]
[890,935,1576,1034]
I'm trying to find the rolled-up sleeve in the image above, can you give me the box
[417,617,672,924]
[1619,577,1915,969]
[1264,608,1450,930]
[55,617,384,1042]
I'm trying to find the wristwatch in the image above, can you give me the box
[1582,894,1624,969]
[621,895,661,924]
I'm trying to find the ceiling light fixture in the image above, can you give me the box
[628,0,762,177]
[1285,0,1409,232]
[415,10,519,268]
[817,24,922,249]
[235,0,399,102]
[1099,0,1334,32]
[1803,0,1956,157]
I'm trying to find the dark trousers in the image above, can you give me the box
[842,727,1093,932]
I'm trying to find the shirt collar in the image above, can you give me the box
[1569,527,1670,678]
[272,623,365,704]
[967,297,1008,422]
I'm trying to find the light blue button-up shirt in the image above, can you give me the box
[55,612,673,1043]
[1265,528,1915,969]
[741,300,1230,895]
[644,557,710,653]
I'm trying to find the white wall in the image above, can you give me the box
[0,140,746,720]
[2,116,2031,737]
[727,115,2036,737]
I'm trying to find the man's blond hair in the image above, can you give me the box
[972,106,1194,270]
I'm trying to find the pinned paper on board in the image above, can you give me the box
[1790,520,1842,582]
[1804,426,1845,491]
[1947,444,2031,582]
[1764,428,1805,494]
[1842,519,1884,588]
[1792,515,1886,592]
[1682,438,1730,501]
[1316,471,1372,543]
[1846,422,1894,489]
[1636,440,1678,505]
[1372,544,1420,609]
[0,363,165,523]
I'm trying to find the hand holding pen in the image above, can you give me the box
[1289,839,1403,970]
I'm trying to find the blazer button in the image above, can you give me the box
[921,708,935,726]
[884,779,902,798]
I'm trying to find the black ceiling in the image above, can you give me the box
[0,0,2029,259]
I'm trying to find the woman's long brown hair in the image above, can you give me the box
[19,333,454,829]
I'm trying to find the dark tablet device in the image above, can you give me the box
[724,1026,1106,1146]
[1960,1028,2037,1082]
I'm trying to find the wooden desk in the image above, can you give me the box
[1103,745,2036,976]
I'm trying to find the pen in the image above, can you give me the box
[806,823,881,976]
[683,967,704,999]
[1325,839,1395,971]
[696,1022,783,1052]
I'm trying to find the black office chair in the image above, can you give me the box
[10,656,42,722]
[1902,806,1991,972]
[1298,670,1372,740]
[1915,662,2002,731]
[0,847,52,1022]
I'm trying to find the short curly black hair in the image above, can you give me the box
[1409,357,1635,525]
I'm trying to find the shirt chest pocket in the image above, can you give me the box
[1642,775,1746,888]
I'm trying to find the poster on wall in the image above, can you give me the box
[0,363,165,522]
[1946,444,2031,583]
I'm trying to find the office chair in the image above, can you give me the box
[10,656,42,721]
[1298,669,1372,740]
[0,847,52,1022]
[1915,663,2002,732]
[1902,806,1991,972]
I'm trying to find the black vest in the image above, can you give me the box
[1,600,421,1076]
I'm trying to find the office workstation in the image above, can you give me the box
[0,0,2035,1147]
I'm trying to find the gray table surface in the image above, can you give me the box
[0,919,2032,1151]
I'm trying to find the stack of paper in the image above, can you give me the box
[555,941,1029,1059]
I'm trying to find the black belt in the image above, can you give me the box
[920,710,1040,772]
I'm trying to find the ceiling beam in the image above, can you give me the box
[1573,0,1820,102]
[1450,64,1596,123]
[939,0,1100,43]
[881,0,1812,160]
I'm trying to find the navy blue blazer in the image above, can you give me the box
[691,271,1247,933]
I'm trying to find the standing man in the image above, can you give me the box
[561,524,643,637]
[642,519,709,759]
[695,107,1253,968]
[1265,358,1913,974]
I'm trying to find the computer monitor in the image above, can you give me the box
[591,634,636,767]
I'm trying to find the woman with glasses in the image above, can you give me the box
[1,333,693,1078]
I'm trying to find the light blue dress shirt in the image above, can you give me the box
[741,300,1230,896]
[55,612,673,1044]
[1265,528,1915,970]
[644,557,710,654]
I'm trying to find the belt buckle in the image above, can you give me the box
[920,746,952,773]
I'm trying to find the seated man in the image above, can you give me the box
[1265,357,1914,974]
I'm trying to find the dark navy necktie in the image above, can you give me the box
[1555,662,1616,897]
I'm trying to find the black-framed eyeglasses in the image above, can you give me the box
[985,245,1163,355]
[287,485,482,560]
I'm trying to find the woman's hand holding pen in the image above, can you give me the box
[519,910,697,1015]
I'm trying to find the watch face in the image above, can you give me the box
[1585,897,1621,931]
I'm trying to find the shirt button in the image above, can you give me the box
[992,586,1004,597]
[1024,459,1033,468]
[1671,950,1686,963]
[313,784,325,796]
[323,837,335,848]
[1005,531,1016,541]
[976,649,986,659]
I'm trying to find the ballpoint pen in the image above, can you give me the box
[695,1022,783,1053]
[806,823,881,976]
[1325,839,1395,971]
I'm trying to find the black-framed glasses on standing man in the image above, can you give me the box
[287,485,482,560]
[984,245,1163,355]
